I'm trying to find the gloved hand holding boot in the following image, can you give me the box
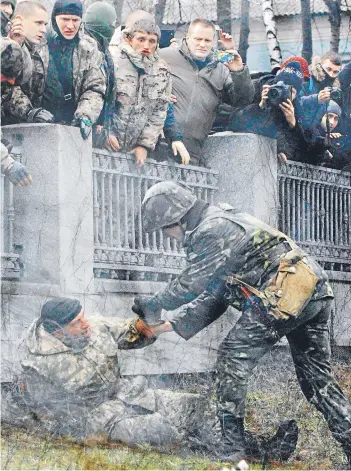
[117,318,158,350]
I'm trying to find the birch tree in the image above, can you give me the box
[239,0,250,63]
[217,0,232,34]
[323,0,342,52]
[301,0,313,63]
[260,0,282,68]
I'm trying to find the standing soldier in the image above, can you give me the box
[121,181,351,470]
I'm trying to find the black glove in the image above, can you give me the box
[73,116,92,140]
[132,295,163,323]
[4,161,31,186]
[27,108,54,123]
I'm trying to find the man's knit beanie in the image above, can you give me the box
[280,56,310,79]
[274,61,304,92]
[40,298,82,334]
[52,0,83,19]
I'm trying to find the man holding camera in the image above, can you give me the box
[229,61,308,163]
[159,18,254,167]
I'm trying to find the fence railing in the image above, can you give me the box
[1,154,21,280]
[93,150,219,281]
[278,161,351,272]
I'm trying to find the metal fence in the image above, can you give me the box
[278,161,351,272]
[93,150,219,281]
[1,154,21,280]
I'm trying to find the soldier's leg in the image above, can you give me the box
[216,304,281,459]
[287,298,351,459]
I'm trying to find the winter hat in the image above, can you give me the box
[40,298,82,334]
[280,56,310,79]
[327,100,342,118]
[274,61,304,92]
[52,0,83,18]
[125,18,161,38]
[84,2,117,43]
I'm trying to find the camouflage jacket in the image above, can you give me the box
[154,205,334,338]
[9,315,209,442]
[108,44,172,151]
[4,35,106,124]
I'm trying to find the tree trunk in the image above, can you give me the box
[111,0,123,26]
[155,0,167,27]
[217,0,232,34]
[260,0,282,68]
[301,0,313,64]
[323,0,342,52]
[239,0,250,63]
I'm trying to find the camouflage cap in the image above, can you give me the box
[142,181,197,232]
[1,37,24,80]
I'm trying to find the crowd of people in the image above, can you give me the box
[1,0,350,175]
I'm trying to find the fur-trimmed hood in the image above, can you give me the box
[310,56,340,87]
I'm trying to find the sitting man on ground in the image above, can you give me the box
[106,19,172,167]
[159,18,254,167]
[2,298,213,449]
[3,0,106,139]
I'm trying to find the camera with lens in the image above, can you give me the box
[267,81,292,107]
[329,87,342,104]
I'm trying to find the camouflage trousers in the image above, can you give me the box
[216,298,351,454]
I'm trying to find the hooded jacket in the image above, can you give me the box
[159,40,254,164]
[108,43,172,151]
[3,33,106,124]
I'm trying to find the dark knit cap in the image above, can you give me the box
[274,61,304,92]
[52,0,83,19]
[41,298,82,334]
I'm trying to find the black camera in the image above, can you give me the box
[330,87,342,104]
[267,81,292,107]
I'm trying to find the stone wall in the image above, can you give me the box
[1,124,350,383]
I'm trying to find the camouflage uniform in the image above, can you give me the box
[108,43,171,151]
[148,203,351,457]
[3,35,106,124]
[2,315,210,448]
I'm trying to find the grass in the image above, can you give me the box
[1,352,350,470]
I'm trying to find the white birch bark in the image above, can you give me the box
[260,0,282,68]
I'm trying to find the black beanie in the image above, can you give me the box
[274,61,304,92]
[41,298,82,334]
[52,0,83,18]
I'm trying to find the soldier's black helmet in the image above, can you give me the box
[142,181,197,233]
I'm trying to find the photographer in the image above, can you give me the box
[229,62,310,162]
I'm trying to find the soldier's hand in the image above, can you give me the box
[4,161,33,187]
[172,141,190,165]
[27,108,54,123]
[132,295,163,323]
[131,146,147,167]
[278,152,288,163]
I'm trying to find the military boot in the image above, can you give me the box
[263,419,298,463]
[218,413,246,463]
